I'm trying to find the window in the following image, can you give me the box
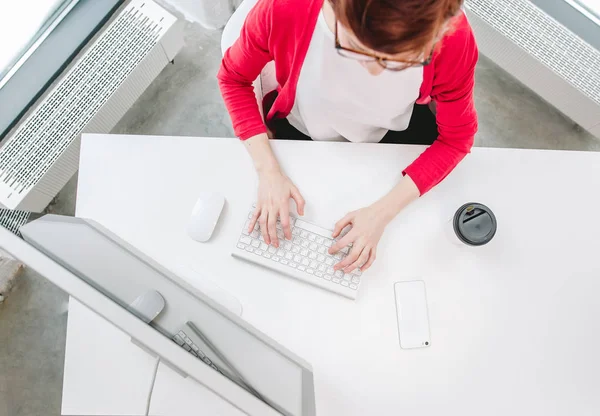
[0,1,79,87]
[570,0,600,23]
[576,0,600,16]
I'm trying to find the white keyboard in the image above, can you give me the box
[232,206,362,299]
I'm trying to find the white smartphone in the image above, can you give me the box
[394,280,431,349]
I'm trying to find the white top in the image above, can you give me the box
[287,11,423,142]
[64,133,600,415]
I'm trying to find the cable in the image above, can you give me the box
[145,356,161,416]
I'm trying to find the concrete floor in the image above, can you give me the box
[1,19,599,416]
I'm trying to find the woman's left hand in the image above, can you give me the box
[328,203,391,274]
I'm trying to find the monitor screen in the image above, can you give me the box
[19,214,316,416]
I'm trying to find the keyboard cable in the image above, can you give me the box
[145,356,161,416]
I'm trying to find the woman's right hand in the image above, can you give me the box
[243,133,305,248]
[248,170,305,248]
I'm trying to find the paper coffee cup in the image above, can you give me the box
[448,203,497,247]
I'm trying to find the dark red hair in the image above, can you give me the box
[333,0,464,55]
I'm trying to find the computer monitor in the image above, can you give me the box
[2,214,315,416]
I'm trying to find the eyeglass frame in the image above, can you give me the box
[333,18,434,71]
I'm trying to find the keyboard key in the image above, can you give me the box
[260,243,268,251]
[327,267,335,275]
[352,269,362,277]
[284,242,292,250]
[263,252,271,258]
[306,268,315,274]
[250,231,260,238]
[294,255,302,263]
[316,237,324,244]
[343,274,351,281]
[290,262,298,268]
[352,276,360,283]
[289,217,296,226]
[309,242,318,251]
[285,252,293,260]
[317,255,325,262]
[292,228,300,236]
[294,219,331,238]
[324,274,332,280]
[237,243,246,250]
[301,240,309,248]
[318,264,326,272]
[300,249,309,256]
[318,246,327,254]
[341,281,349,287]
[302,258,310,266]
[350,284,358,290]
[251,240,260,248]
[173,335,185,346]
[258,234,265,241]
[292,245,300,253]
[281,259,289,265]
[308,234,316,242]
[301,231,308,238]
[334,252,343,260]
[277,249,285,257]
[333,278,341,284]
[335,270,344,278]
[277,230,285,239]
[341,246,350,254]
[309,261,318,269]
[246,247,255,253]
[298,265,306,272]
[191,350,198,358]
[272,256,280,261]
[240,236,251,245]
[325,258,334,266]
[268,246,277,254]
[324,239,333,247]
[315,272,324,278]
[183,344,191,351]
[308,251,317,260]
[255,250,263,256]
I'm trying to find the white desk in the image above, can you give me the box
[63,134,600,415]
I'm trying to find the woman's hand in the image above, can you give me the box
[248,169,305,248]
[328,203,392,273]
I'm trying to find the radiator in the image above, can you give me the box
[464,0,600,139]
[0,0,184,212]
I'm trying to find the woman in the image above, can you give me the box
[218,0,478,274]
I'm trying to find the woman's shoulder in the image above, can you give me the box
[441,11,477,54]
[266,0,322,23]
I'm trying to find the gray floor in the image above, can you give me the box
[1,20,599,416]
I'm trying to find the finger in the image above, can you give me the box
[248,207,260,233]
[332,213,353,238]
[329,232,354,255]
[259,211,270,244]
[334,244,364,271]
[291,187,305,216]
[360,248,377,272]
[267,210,279,247]
[279,203,292,240]
[344,247,370,273]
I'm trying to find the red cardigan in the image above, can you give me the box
[218,0,479,195]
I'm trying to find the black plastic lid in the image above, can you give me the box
[453,203,497,246]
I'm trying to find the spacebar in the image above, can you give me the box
[294,219,332,238]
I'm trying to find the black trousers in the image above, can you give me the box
[271,104,438,145]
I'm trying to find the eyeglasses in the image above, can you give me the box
[334,18,434,71]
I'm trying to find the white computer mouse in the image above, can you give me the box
[128,290,165,324]
[187,192,225,242]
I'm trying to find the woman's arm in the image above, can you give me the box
[217,0,273,140]
[404,12,479,195]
